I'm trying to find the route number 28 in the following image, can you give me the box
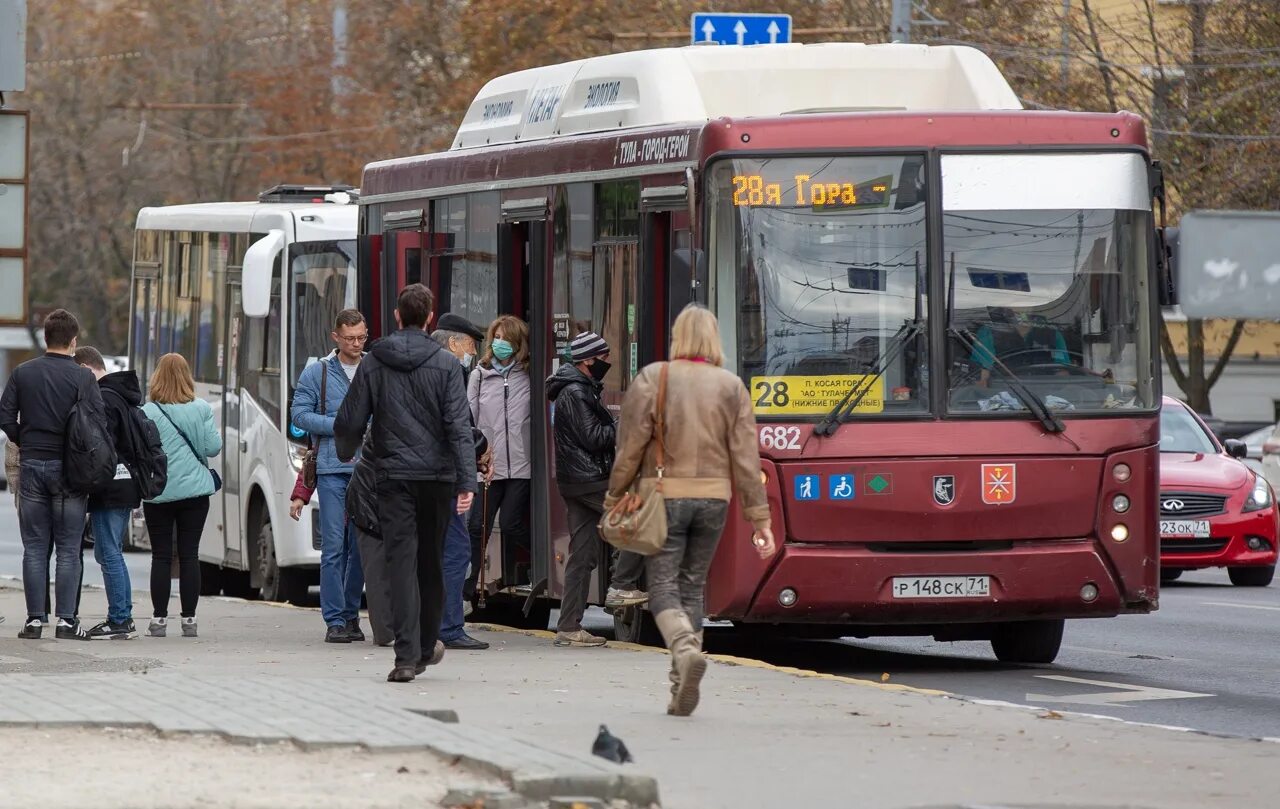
[759,425,801,451]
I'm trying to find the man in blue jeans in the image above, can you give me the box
[75,346,144,639]
[431,313,491,651]
[291,309,368,643]
[0,309,104,640]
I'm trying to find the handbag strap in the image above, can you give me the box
[653,363,669,481]
[154,405,206,469]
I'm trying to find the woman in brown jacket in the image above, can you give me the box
[607,305,776,717]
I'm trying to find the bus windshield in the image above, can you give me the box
[290,239,357,386]
[943,153,1156,415]
[710,154,930,420]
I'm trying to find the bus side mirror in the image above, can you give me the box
[243,229,284,318]
[1156,225,1178,307]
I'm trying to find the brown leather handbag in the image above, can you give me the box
[599,363,669,556]
[300,360,328,490]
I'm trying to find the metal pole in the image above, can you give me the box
[891,0,912,43]
[332,0,348,105]
[1060,0,1071,87]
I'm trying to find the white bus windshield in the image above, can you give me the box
[290,239,357,386]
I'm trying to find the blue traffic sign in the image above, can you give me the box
[794,474,820,501]
[690,12,792,46]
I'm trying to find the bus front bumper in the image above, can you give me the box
[744,539,1153,624]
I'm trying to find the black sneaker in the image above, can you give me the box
[325,624,352,643]
[18,618,42,639]
[344,619,365,642]
[55,619,92,641]
[88,620,137,640]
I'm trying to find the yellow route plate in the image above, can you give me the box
[749,375,884,416]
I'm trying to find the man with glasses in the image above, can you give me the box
[291,309,368,643]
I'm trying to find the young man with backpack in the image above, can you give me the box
[0,309,109,640]
[75,346,166,639]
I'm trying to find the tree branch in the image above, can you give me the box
[1159,318,1189,394]
[1207,319,1248,389]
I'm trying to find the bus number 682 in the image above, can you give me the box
[759,425,801,451]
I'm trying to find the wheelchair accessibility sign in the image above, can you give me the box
[829,474,856,500]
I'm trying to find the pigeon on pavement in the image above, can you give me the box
[592,724,633,764]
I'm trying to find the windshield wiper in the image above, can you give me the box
[814,319,924,438]
[948,326,1065,434]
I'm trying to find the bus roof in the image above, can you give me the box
[452,42,1021,149]
[135,200,357,241]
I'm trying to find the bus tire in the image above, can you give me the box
[990,619,1064,664]
[1228,564,1274,587]
[199,562,223,596]
[221,568,255,600]
[613,605,663,647]
[254,511,309,606]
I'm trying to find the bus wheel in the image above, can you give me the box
[1229,564,1275,587]
[221,568,255,600]
[990,619,1064,664]
[1160,568,1183,584]
[199,562,223,596]
[613,606,662,647]
[254,514,309,606]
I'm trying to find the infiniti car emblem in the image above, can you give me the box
[1162,499,1185,511]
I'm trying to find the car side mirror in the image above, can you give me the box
[1224,439,1248,459]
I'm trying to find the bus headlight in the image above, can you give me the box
[1112,494,1131,513]
[1243,477,1274,512]
[1110,524,1129,543]
[1113,463,1131,483]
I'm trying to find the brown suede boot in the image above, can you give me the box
[654,610,707,716]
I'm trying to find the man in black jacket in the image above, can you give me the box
[547,331,646,648]
[75,346,143,640]
[334,284,477,683]
[0,309,104,641]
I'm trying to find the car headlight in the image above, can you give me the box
[289,442,309,472]
[1243,476,1274,512]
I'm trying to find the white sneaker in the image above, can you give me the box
[148,617,167,637]
[605,588,649,609]
[463,601,473,618]
[181,617,197,637]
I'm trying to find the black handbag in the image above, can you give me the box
[155,405,222,493]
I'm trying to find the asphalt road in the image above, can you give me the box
[3,493,1276,741]
[702,569,1280,741]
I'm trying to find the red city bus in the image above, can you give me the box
[357,44,1171,663]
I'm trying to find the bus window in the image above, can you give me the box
[289,239,356,387]
[567,184,593,335]
[243,257,283,427]
[195,234,229,385]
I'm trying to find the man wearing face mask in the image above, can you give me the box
[432,314,492,651]
[546,332,647,647]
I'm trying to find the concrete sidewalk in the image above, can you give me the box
[1,582,1274,809]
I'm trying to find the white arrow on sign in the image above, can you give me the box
[734,20,747,45]
[767,20,781,43]
[701,20,716,43]
[1026,674,1213,707]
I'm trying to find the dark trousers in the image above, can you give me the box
[354,526,395,646]
[646,498,729,628]
[378,479,453,668]
[143,496,210,618]
[557,490,645,633]
[19,459,86,622]
[465,478,531,596]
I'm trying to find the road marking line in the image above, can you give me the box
[1201,601,1280,612]
[1026,674,1213,707]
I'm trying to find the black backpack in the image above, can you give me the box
[63,377,118,494]
[104,388,168,500]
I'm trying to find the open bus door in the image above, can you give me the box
[481,196,553,629]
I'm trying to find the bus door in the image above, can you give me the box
[498,197,551,599]
[640,183,698,351]
[380,209,429,327]
[223,280,244,561]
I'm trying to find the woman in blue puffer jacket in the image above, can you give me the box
[141,353,221,639]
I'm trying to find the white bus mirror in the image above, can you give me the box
[243,229,284,318]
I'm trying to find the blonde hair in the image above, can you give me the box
[149,353,196,404]
[670,305,724,366]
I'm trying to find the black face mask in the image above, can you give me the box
[588,359,611,382]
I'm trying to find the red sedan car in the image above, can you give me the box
[1159,397,1278,586]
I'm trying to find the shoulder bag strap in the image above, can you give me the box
[155,405,205,468]
[320,356,329,416]
[653,363,669,484]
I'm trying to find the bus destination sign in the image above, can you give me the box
[750,375,884,416]
[732,173,892,209]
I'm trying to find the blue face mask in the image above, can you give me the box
[491,339,515,362]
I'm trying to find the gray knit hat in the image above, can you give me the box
[570,331,609,363]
